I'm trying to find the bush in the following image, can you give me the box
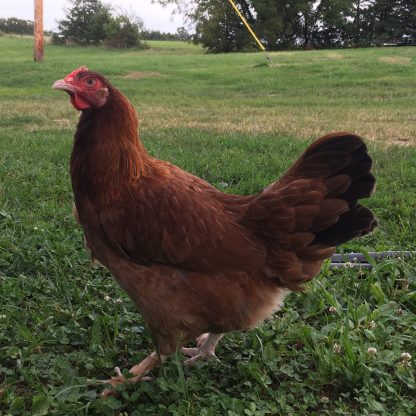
[103,15,146,49]
[50,32,66,45]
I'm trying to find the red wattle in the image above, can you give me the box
[71,94,90,111]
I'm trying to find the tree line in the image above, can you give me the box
[54,0,190,46]
[0,18,34,35]
[2,1,414,52]
[0,1,188,48]
[158,0,416,52]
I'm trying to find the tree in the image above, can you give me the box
[176,26,191,41]
[398,0,416,37]
[292,1,320,48]
[192,0,255,52]
[251,0,292,49]
[252,0,320,50]
[315,0,349,47]
[349,0,375,45]
[158,0,320,51]
[57,0,111,44]
[55,0,147,48]
[366,0,416,43]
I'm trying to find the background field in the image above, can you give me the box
[0,35,415,415]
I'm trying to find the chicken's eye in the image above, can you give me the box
[85,78,96,87]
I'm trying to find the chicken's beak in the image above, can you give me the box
[52,79,75,94]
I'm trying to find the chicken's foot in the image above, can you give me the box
[181,332,210,357]
[100,351,163,397]
[181,333,223,365]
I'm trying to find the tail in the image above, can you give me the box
[244,132,377,290]
[288,132,377,246]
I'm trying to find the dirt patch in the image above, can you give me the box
[121,71,164,80]
[327,52,344,60]
[379,56,411,66]
[392,138,412,147]
[53,118,70,127]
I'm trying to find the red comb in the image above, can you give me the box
[64,66,89,81]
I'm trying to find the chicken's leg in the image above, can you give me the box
[181,333,223,365]
[101,351,163,397]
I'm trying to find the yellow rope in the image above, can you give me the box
[227,0,265,51]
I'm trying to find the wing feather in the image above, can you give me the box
[98,166,265,274]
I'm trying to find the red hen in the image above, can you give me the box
[53,67,377,395]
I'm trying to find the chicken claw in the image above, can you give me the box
[183,350,219,366]
[181,333,223,366]
[100,352,161,397]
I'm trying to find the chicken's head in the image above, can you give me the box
[53,67,110,111]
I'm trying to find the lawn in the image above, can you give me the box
[0,35,415,415]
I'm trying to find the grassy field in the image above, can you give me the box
[0,35,415,415]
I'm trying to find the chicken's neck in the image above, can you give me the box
[70,88,148,203]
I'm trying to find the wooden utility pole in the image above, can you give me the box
[34,0,44,61]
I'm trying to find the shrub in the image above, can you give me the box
[50,32,66,45]
[103,15,146,49]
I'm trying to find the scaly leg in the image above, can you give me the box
[101,351,163,397]
[181,333,223,365]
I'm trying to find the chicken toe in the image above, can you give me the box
[181,347,200,358]
[181,332,212,358]
[181,333,223,365]
[101,351,161,397]
[196,332,210,347]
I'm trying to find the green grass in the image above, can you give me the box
[0,35,415,415]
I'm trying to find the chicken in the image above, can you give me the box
[53,67,377,395]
